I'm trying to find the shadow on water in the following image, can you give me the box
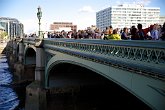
[12,80,32,110]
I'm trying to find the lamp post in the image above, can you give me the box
[37,6,42,38]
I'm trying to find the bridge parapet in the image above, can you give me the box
[21,38,165,110]
[14,37,22,42]
[23,37,36,45]
[43,39,165,80]
[23,38,43,47]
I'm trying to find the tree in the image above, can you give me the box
[0,31,8,39]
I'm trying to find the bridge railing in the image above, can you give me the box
[23,37,36,45]
[25,38,165,80]
[43,39,165,80]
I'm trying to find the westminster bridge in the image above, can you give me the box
[6,38,165,110]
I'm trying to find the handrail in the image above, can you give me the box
[43,39,165,79]
[23,38,36,45]
[22,38,165,80]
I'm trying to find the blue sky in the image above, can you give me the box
[0,0,165,34]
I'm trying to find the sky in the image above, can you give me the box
[0,0,165,34]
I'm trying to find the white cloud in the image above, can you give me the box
[115,0,151,6]
[136,0,151,6]
[78,6,95,13]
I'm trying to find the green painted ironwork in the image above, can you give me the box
[42,39,165,80]
[20,38,165,110]
[21,38,165,80]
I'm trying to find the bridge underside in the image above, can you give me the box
[23,47,36,81]
[24,47,36,65]
[47,63,150,110]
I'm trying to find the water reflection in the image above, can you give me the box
[0,87,19,110]
[0,55,19,110]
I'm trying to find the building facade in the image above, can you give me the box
[0,17,24,39]
[96,4,160,30]
[50,22,77,32]
[160,16,165,25]
[0,24,5,32]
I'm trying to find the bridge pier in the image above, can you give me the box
[6,40,17,70]
[12,39,17,59]
[14,64,35,81]
[13,41,25,81]
[35,47,45,86]
[25,44,46,110]
[25,81,47,110]
[18,40,24,63]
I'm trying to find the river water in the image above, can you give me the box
[0,54,20,110]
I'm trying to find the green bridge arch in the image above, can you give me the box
[20,38,165,110]
[45,52,110,88]
[45,51,165,110]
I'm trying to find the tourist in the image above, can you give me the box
[150,24,159,40]
[130,26,138,40]
[160,22,165,40]
[107,29,121,40]
[121,27,130,40]
[108,25,113,35]
[137,24,145,40]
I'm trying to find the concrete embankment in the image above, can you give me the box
[0,42,7,54]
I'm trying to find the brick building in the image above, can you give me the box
[50,22,77,32]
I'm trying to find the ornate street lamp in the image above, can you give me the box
[37,6,42,38]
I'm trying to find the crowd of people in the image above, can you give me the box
[27,22,165,41]
[104,22,165,40]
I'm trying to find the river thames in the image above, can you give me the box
[0,54,22,110]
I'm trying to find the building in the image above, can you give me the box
[0,24,7,41]
[96,4,160,30]
[0,24,5,33]
[50,22,77,32]
[0,17,24,39]
[160,16,165,25]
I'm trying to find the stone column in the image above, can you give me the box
[9,39,22,73]
[12,40,17,56]
[8,40,17,70]
[18,41,24,63]
[35,46,45,86]
[25,40,47,110]
[25,81,47,110]
[14,39,25,81]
